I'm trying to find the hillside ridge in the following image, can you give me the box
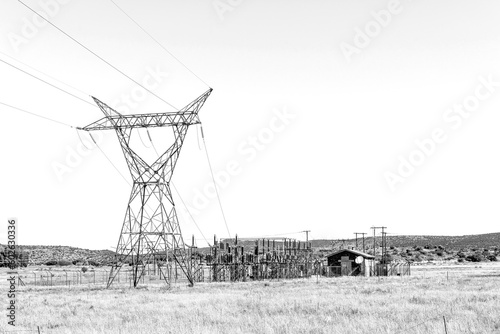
[1,232,498,266]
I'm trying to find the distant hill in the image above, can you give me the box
[311,232,500,251]
[0,244,115,266]
[2,232,498,266]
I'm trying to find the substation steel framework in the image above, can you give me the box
[79,88,213,288]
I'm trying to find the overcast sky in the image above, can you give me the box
[1,0,500,250]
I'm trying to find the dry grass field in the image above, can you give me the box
[1,263,499,334]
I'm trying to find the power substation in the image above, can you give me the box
[0,1,412,291]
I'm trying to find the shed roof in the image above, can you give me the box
[325,249,375,259]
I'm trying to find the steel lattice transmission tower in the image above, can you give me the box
[79,88,212,288]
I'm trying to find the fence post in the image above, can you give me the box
[443,316,448,334]
[38,325,41,334]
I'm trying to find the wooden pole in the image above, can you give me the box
[443,316,448,334]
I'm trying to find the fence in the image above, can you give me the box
[0,316,451,334]
[324,266,342,277]
[13,262,313,288]
[12,261,411,288]
[0,326,41,333]
[14,269,162,288]
[371,262,411,277]
[196,263,312,282]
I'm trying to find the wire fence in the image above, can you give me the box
[394,315,451,334]
[0,316,453,333]
[9,262,414,289]
[11,267,184,288]
[0,326,41,333]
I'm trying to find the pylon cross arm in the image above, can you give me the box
[78,88,212,132]
[80,112,200,131]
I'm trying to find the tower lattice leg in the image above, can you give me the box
[107,181,192,288]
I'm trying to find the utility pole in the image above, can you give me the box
[380,229,391,264]
[381,231,387,264]
[354,233,366,253]
[302,230,311,277]
[370,227,386,259]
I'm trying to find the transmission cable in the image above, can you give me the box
[76,129,92,150]
[136,128,152,149]
[0,56,95,108]
[87,132,131,185]
[18,0,179,111]
[200,125,232,239]
[147,130,212,247]
[108,0,210,88]
[0,101,75,128]
[171,182,212,247]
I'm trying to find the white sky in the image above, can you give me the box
[1,0,500,250]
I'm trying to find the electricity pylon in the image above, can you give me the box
[79,88,212,288]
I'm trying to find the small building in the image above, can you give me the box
[325,249,375,277]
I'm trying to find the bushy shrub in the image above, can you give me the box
[487,255,497,262]
[81,267,88,273]
[57,260,72,266]
[465,254,484,262]
[45,260,58,266]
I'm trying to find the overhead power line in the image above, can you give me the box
[108,0,210,88]
[200,125,232,239]
[0,56,95,108]
[171,183,212,248]
[0,101,75,128]
[17,0,179,111]
[87,131,131,185]
[148,131,212,247]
